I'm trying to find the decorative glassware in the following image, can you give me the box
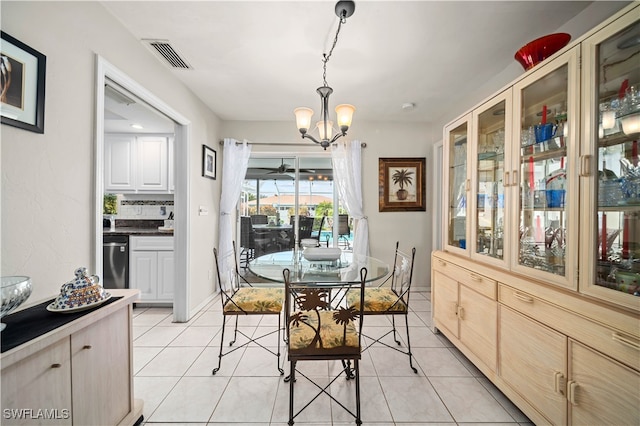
[1,276,32,331]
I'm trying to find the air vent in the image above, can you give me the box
[143,39,192,69]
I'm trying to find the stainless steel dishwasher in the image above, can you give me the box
[103,235,129,289]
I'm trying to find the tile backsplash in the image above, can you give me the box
[106,194,174,220]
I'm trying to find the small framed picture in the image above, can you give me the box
[379,157,426,212]
[1,31,46,133]
[202,144,216,179]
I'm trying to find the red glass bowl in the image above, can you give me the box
[515,33,571,71]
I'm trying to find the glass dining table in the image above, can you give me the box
[248,249,390,283]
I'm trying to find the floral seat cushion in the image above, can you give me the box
[346,288,407,313]
[224,287,284,314]
[288,310,360,355]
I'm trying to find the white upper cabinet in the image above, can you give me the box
[105,135,135,192]
[105,134,172,194]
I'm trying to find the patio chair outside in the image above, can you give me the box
[212,242,284,375]
[338,214,350,249]
[239,216,272,268]
[346,241,418,373]
[283,267,367,425]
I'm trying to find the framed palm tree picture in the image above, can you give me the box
[378,157,426,212]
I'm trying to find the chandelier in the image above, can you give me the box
[294,1,356,150]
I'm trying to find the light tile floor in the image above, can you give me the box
[133,291,533,425]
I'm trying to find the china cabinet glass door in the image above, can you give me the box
[470,91,511,267]
[512,47,579,289]
[444,115,471,254]
[581,12,640,310]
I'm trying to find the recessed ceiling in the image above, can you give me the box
[100,1,630,128]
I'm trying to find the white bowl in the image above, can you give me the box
[303,247,342,261]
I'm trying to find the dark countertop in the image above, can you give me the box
[104,227,173,236]
[103,219,172,236]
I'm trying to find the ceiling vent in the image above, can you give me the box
[143,39,192,69]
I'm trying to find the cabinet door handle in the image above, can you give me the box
[457,305,465,320]
[567,380,578,405]
[580,155,592,177]
[612,332,640,351]
[554,371,566,395]
[512,170,518,187]
[469,273,483,282]
[438,259,447,267]
[504,171,510,187]
[513,291,534,303]
[465,179,470,191]
[51,363,62,369]
[83,345,92,350]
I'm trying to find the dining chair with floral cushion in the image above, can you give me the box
[212,241,284,375]
[346,241,418,373]
[283,267,367,425]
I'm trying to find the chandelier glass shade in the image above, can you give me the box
[294,1,356,150]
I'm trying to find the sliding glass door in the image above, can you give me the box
[240,155,350,253]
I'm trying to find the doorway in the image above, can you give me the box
[94,56,191,322]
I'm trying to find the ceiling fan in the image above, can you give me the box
[256,159,315,176]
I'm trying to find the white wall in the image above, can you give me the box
[222,120,433,289]
[1,2,221,310]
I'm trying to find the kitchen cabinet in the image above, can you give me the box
[130,236,174,302]
[105,135,135,192]
[105,134,172,194]
[432,257,497,373]
[1,290,142,426]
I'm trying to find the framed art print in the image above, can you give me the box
[1,31,46,133]
[202,144,216,179]
[379,157,426,212]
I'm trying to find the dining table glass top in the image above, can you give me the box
[248,249,390,283]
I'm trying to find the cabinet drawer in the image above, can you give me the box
[499,284,640,371]
[130,236,174,251]
[433,256,496,299]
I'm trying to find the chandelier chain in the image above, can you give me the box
[322,14,346,87]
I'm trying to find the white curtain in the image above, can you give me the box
[217,138,251,290]
[331,140,369,279]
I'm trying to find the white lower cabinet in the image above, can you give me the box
[129,236,174,302]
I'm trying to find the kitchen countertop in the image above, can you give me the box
[104,227,173,236]
[103,219,173,236]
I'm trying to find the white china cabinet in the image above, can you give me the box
[435,4,639,425]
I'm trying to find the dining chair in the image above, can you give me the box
[283,266,367,426]
[346,241,418,373]
[212,242,284,376]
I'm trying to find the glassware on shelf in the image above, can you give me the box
[619,157,640,204]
